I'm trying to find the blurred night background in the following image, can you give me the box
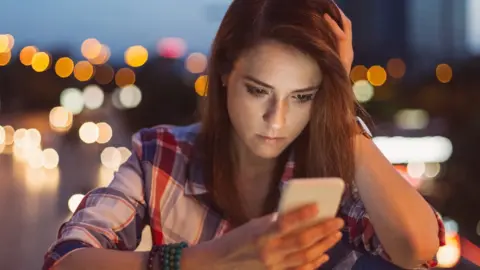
[0,0,479,269]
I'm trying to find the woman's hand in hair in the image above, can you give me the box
[211,204,344,270]
[324,7,353,75]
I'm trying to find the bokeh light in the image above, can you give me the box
[55,57,75,78]
[117,146,132,164]
[2,125,14,145]
[394,109,430,130]
[81,38,102,60]
[386,58,406,79]
[0,51,11,66]
[367,65,387,86]
[42,148,59,169]
[157,37,187,59]
[125,45,148,67]
[195,75,208,96]
[436,64,453,83]
[89,45,111,65]
[353,80,374,103]
[31,52,51,72]
[119,85,142,109]
[96,122,112,144]
[185,52,208,74]
[101,147,122,170]
[0,34,14,53]
[94,64,114,85]
[79,122,99,144]
[49,106,73,132]
[27,148,44,169]
[19,46,38,66]
[350,65,368,83]
[68,194,85,213]
[74,61,94,82]
[60,88,84,115]
[0,125,5,144]
[115,67,136,87]
[83,85,104,110]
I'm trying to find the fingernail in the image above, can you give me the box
[335,232,342,239]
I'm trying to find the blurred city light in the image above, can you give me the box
[157,37,187,59]
[394,109,430,130]
[31,52,51,72]
[94,64,114,85]
[367,65,387,86]
[353,80,374,103]
[60,88,84,115]
[373,136,453,164]
[0,34,14,53]
[96,122,112,144]
[55,57,75,78]
[83,85,104,110]
[185,52,208,74]
[195,75,208,96]
[118,85,142,109]
[74,61,95,82]
[436,63,453,83]
[350,65,368,83]
[115,67,136,87]
[125,45,148,67]
[101,146,122,170]
[81,38,102,60]
[386,58,406,79]
[0,51,11,66]
[79,122,99,144]
[89,44,111,65]
[49,106,73,133]
[42,148,59,169]
[19,46,38,66]
[2,125,14,145]
[68,194,85,214]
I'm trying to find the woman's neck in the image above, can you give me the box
[231,132,277,183]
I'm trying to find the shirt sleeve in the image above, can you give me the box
[43,131,149,270]
[339,183,446,268]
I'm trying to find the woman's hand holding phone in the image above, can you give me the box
[209,204,344,270]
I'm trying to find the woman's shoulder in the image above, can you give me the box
[132,123,201,164]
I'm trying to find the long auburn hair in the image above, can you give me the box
[198,0,363,226]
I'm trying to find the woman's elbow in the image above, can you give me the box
[391,233,440,268]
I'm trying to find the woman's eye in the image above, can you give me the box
[294,93,314,103]
[246,85,268,96]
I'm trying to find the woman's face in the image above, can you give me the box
[226,40,323,159]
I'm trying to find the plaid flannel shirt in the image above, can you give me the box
[43,123,445,269]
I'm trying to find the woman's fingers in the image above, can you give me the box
[277,204,319,234]
[324,14,347,40]
[261,218,344,266]
[280,231,342,268]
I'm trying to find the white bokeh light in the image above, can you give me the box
[68,194,85,213]
[83,85,104,110]
[353,80,374,103]
[119,85,142,109]
[60,88,84,115]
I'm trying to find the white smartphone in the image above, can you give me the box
[278,177,345,225]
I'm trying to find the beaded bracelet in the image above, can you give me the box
[147,242,189,270]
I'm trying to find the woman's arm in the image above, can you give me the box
[353,134,442,268]
[51,241,219,270]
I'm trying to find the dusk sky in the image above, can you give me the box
[0,0,229,60]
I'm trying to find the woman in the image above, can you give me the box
[44,0,445,269]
